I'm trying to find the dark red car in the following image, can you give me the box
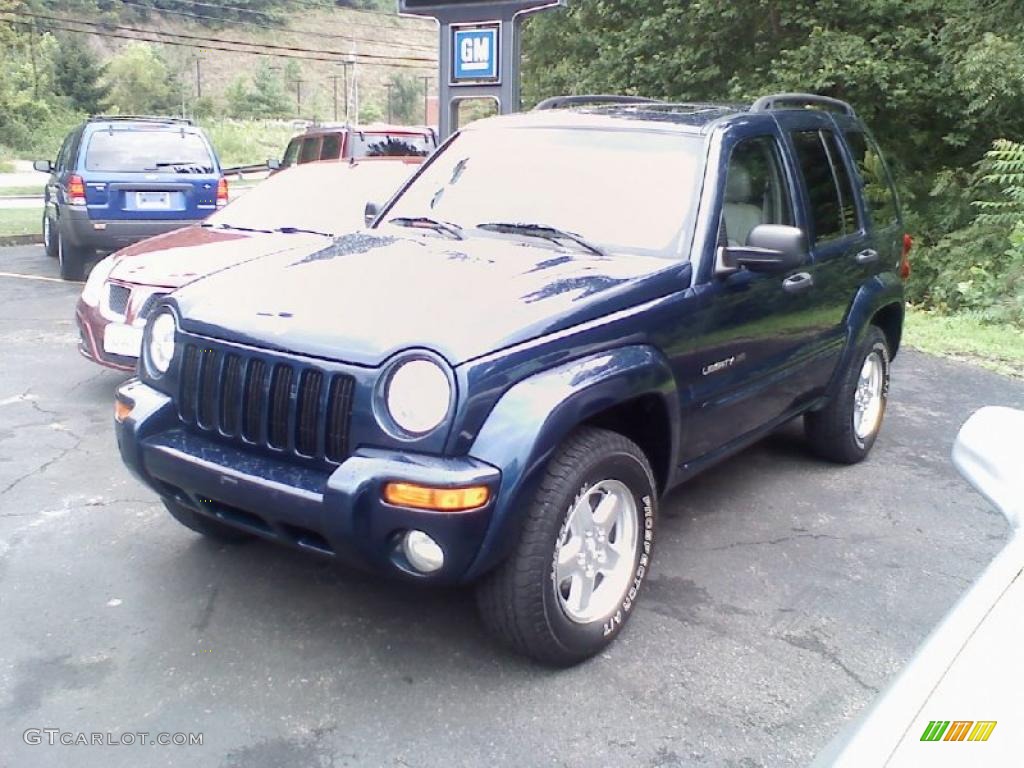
[76,158,420,371]
[275,123,436,172]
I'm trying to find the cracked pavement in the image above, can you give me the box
[1,244,1023,768]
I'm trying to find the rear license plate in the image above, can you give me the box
[135,191,171,209]
[103,323,144,357]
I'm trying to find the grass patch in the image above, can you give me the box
[904,307,1024,378]
[0,185,43,197]
[0,208,41,237]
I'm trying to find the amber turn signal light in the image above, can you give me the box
[114,398,133,423]
[383,482,489,512]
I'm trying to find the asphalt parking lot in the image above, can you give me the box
[1,243,1022,768]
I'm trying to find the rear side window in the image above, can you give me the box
[845,131,900,228]
[319,134,342,160]
[281,139,301,168]
[84,130,214,173]
[791,130,851,243]
[298,137,321,164]
[349,133,431,158]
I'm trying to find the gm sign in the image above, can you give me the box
[451,23,500,83]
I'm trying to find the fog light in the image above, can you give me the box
[402,530,444,574]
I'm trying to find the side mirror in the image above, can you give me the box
[717,224,807,275]
[952,406,1024,528]
[266,158,280,171]
[33,159,53,173]
[364,201,380,228]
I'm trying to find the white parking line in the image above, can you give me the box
[0,271,81,284]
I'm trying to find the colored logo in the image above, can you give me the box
[452,25,499,83]
[920,720,997,742]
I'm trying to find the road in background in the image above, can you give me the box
[1,244,1022,767]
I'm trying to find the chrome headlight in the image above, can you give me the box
[385,357,451,435]
[146,311,177,376]
[80,255,117,306]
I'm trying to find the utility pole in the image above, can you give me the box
[343,63,350,122]
[290,79,305,116]
[349,49,359,123]
[329,75,341,122]
[384,82,394,123]
[422,75,430,125]
[195,57,202,99]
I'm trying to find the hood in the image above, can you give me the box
[109,225,331,290]
[172,232,684,366]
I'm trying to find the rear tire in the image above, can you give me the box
[42,214,58,258]
[475,427,657,666]
[163,499,252,544]
[57,228,90,281]
[805,326,891,464]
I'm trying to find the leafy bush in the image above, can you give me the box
[908,139,1024,327]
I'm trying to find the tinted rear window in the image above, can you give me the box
[320,134,342,160]
[790,130,844,243]
[84,130,215,173]
[349,133,431,158]
[299,137,321,164]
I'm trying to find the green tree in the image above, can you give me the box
[386,73,423,124]
[103,42,176,114]
[53,36,108,114]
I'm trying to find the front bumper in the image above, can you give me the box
[76,299,136,372]
[115,380,501,584]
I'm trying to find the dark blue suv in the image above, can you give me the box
[35,116,225,280]
[114,93,909,665]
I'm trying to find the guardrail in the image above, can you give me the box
[222,162,273,177]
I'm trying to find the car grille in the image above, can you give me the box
[177,342,355,464]
[107,283,131,317]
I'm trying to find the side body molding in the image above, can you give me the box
[463,344,679,581]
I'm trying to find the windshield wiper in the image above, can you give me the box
[476,222,606,257]
[275,226,332,237]
[387,216,464,240]
[201,223,272,234]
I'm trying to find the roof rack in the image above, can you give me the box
[88,115,194,125]
[750,93,855,116]
[533,94,662,111]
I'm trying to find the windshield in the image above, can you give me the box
[84,130,215,173]
[205,161,414,235]
[350,132,433,158]
[385,126,703,256]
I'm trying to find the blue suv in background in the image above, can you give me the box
[35,116,225,280]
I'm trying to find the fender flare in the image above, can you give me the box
[462,344,679,581]
[828,272,904,396]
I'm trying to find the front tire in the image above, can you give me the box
[163,499,252,544]
[476,427,657,666]
[805,326,891,464]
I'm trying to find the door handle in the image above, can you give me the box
[856,248,879,265]
[782,271,814,294]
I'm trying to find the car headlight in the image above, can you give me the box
[80,255,117,306]
[386,357,451,435]
[146,311,177,375]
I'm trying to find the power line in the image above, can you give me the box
[118,0,437,54]
[8,10,436,64]
[1,14,435,69]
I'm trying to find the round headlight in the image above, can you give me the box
[147,311,177,375]
[386,358,451,435]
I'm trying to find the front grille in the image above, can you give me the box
[107,283,131,316]
[177,342,354,464]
